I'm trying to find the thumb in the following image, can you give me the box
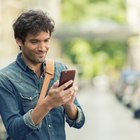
[52,80,59,88]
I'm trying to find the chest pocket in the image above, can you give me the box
[20,93,39,113]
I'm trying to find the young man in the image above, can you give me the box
[0,10,85,140]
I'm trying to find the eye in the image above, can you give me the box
[30,40,38,44]
[45,38,50,43]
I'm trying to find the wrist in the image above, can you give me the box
[63,103,75,109]
[64,104,78,120]
[42,100,53,111]
[31,101,52,125]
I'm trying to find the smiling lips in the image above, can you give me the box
[35,51,46,58]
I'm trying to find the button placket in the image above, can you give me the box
[46,113,56,140]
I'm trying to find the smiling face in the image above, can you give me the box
[16,31,51,66]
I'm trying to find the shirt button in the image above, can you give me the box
[29,97,32,100]
[48,125,51,128]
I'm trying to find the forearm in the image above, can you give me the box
[0,86,35,139]
[64,103,78,120]
[65,98,85,129]
[31,100,52,125]
[7,103,51,139]
[66,106,85,129]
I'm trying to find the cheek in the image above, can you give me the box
[22,46,34,57]
[43,46,49,52]
[45,43,50,50]
[46,46,49,51]
[24,41,35,48]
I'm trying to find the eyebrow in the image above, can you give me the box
[45,37,51,40]
[29,37,50,41]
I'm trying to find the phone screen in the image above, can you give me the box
[59,70,76,90]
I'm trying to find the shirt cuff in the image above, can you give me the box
[23,109,42,130]
[66,106,83,126]
[76,107,83,123]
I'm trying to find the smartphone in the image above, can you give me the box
[59,70,76,90]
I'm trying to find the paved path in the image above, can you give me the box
[66,85,140,140]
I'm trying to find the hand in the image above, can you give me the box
[32,81,78,125]
[63,86,79,120]
[63,86,78,107]
[43,80,74,110]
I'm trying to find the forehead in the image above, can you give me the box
[25,31,50,40]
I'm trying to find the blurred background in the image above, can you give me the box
[1,0,140,140]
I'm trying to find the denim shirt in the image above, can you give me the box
[0,53,85,140]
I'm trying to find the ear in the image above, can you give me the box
[16,38,23,50]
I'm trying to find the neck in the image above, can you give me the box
[21,54,42,77]
[28,64,42,77]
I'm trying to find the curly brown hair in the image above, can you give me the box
[13,10,55,43]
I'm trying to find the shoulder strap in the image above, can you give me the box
[37,59,54,105]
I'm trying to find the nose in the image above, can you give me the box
[39,42,49,50]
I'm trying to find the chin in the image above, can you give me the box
[38,58,46,63]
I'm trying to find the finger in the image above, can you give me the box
[62,94,72,104]
[65,95,72,102]
[65,86,78,95]
[52,80,59,88]
[59,87,74,99]
[59,80,73,91]
[74,86,79,92]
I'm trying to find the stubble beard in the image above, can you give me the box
[31,54,46,64]
[23,52,47,65]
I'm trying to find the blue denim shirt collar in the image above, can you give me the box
[16,53,28,71]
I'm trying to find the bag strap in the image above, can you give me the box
[37,59,54,105]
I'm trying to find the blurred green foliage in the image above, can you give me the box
[61,0,126,23]
[61,0,127,80]
[62,40,127,80]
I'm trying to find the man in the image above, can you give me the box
[0,10,85,140]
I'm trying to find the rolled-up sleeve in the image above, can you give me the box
[23,109,42,130]
[0,82,37,140]
[66,106,85,129]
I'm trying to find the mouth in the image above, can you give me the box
[35,51,46,58]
